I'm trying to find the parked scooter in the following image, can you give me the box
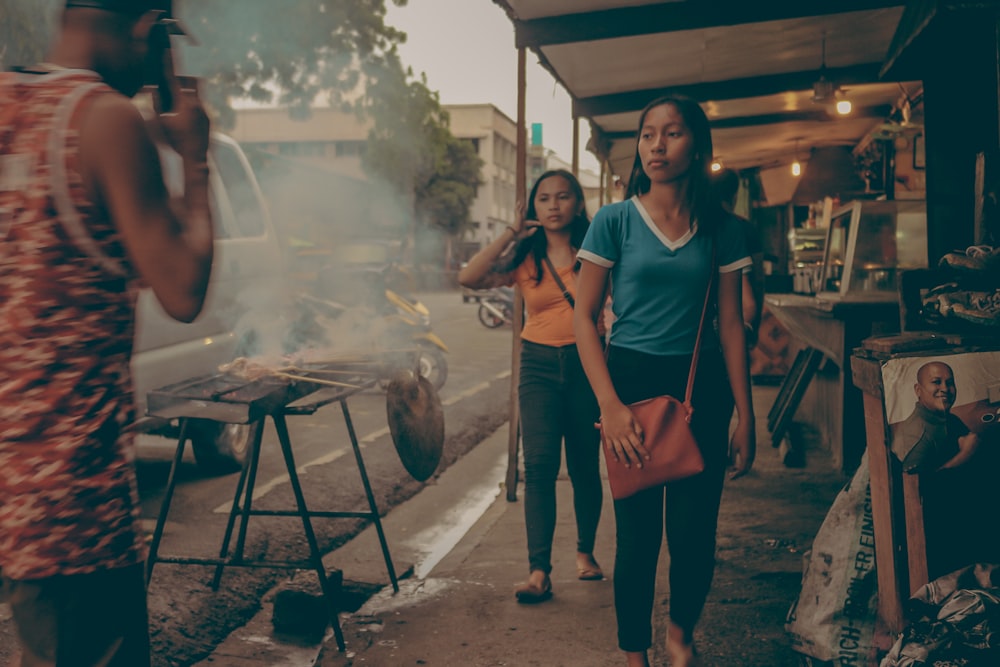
[292,265,449,390]
[478,286,514,328]
[382,286,448,390]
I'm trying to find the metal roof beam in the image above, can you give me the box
[598,104,893,140]
[515,1,904,49]
[573,63,887,117]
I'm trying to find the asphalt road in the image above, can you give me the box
[0,290,517,667]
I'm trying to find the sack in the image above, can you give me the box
[601,395,705,500]
[785,451,877,664]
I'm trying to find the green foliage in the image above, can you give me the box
[174,0,408,128]
[362,54,483,238]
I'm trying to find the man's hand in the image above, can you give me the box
[154,69,210,163]
[939,432,980,471]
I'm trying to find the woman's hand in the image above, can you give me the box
[599,401,649,468]
[511,200,541,240]
[728,418,757,479]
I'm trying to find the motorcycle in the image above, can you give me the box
[478,286,514,328]
[382,286,449,390]
[292,265,449,390]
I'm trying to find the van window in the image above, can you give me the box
[160,146,230,239]
[212,140,266,238]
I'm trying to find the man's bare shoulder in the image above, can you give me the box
[79,93,158,179]
[82,93,148,144]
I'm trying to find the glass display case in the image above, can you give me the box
[789,228,828,267]
[818,200,928,300]
[788,228,828,294]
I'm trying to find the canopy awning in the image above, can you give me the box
[492,1,921,189]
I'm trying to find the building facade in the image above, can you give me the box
[229,104,601,262]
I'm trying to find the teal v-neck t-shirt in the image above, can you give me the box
[578,195,751,356]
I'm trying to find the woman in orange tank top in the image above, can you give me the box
[459,169,605,603]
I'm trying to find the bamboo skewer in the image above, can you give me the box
[279,366,374,376]
[271,372,361,389]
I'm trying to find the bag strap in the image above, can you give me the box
[683,237,718,410]
[542,255,575,308]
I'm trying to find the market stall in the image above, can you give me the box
[765,199,928,470]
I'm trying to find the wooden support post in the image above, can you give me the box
[902,473,928,594]
[599,160,606,207]
[572,115,580,178]
[505,46,528,502]
[863,390,905,634]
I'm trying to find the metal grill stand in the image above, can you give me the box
[144,373,399,652]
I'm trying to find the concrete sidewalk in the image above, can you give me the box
[314,384,849,667]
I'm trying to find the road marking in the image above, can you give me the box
[441,381,490,406]
[361,426,390,443]
[212,447,351,513]
[213,379,502,512]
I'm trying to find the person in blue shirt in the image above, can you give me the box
[573,95,756,667]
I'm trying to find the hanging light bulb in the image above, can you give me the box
[791,139,801,177]
[835,98,853,115]
[710,160,722,172]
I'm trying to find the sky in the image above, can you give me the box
[384,0,602,174]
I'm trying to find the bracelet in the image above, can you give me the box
[506,225,519,236]
[184,161,210,174]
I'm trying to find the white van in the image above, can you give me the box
[132,132,284,472]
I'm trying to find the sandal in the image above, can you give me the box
[514,574,552,603]
[576,554,604,581]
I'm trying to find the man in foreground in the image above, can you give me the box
[0,1,213,664]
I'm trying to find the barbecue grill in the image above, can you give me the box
[145,356,409,652]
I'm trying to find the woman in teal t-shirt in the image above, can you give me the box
[573,95,756,667]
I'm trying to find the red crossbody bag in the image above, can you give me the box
[599,243,717,500]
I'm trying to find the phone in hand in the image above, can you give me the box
[143,20,174,113]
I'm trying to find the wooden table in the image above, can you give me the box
[764,294,899,472]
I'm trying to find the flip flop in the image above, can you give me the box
[514,575,552,603]
[577,564,604,581]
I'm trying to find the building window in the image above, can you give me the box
[335,141,367,157]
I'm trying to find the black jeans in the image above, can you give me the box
[518,340,603,574]
[606,344,733,652]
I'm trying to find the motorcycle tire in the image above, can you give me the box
[189,419,254,475]
[417,344,448,391]
[478,303,506,328]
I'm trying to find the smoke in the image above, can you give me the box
[0,0,59,70]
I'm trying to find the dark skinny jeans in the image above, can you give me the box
[606,344,734,653]
[518,340,603,574]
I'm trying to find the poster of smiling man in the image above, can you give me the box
[880,350,1000,576]
[882,351,1000,473]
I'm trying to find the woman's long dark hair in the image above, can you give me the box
[625,94,725,234]
[497,169,590,283]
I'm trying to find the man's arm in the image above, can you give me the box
[79,93,213,323]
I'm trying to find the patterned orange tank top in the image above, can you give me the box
[0,69,146,580]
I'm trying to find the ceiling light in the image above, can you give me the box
[835,99,853,115]
[812,75,835,103]
[791,138,802,177]
[811,32,837,104]
[710,160,722,172]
